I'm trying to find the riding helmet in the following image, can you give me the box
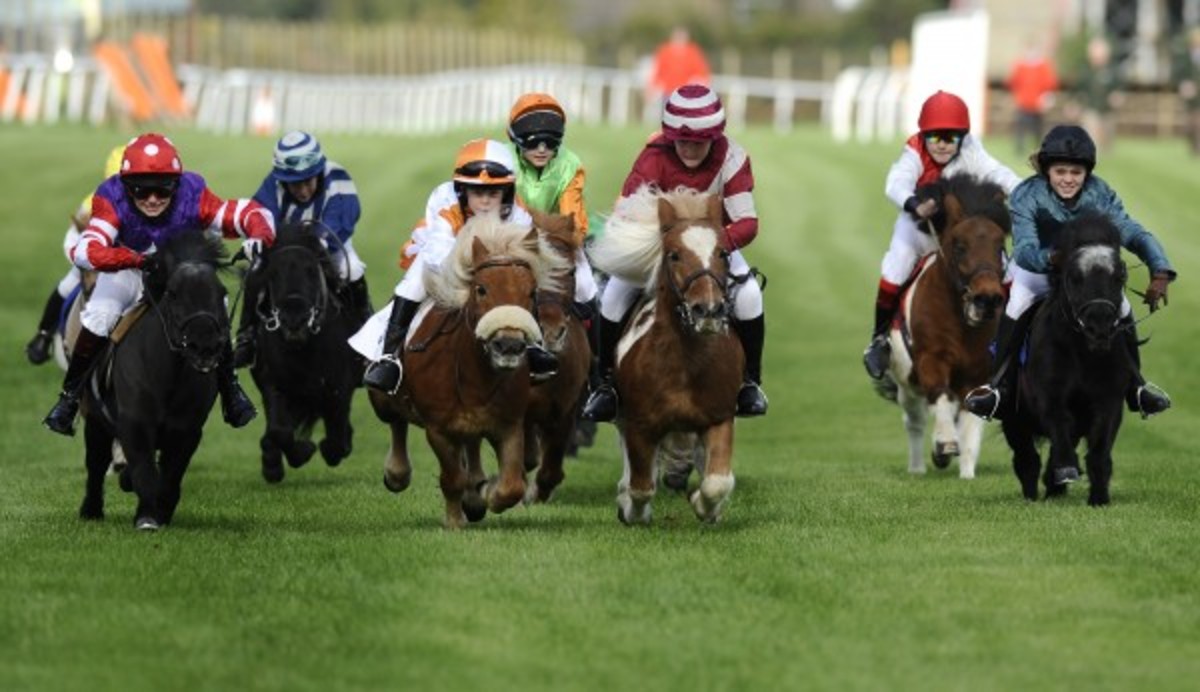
[917,90,970,133]
[1036,125,1097,174]
[661,84,726,142]
[508,93,566,147]
[451,139,516,214]
[273,131,327,182]
[121,133,182,178]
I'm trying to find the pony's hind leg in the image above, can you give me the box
[80,418,113,520]
[529,421,570,504]
[691,423,734,523]
[260,434,285,484]
[318,397,354,467]
[898,387,927,474]
[929,392,960,469]
[616,427,656,525]
[382,420,412,493]
[955,407,983,479]
[1001,419,1041,501]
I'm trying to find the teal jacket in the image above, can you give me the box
[1009,173,1175,277]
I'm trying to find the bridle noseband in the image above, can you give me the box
[146,260,228,373]
[665,245,732,330]
[257,244,330,336]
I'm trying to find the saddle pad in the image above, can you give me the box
[110,303,150,344]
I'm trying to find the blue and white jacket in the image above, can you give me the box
[253,160,360,244]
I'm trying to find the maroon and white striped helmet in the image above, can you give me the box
[661,84,725,142]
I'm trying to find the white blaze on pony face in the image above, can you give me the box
[1076,244,1117,275]
[681,224,719,269]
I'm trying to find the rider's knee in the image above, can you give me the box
[79,307,120,337]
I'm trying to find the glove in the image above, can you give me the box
[903,196,922,220]
[139,251,162,276]
[241,238,264,264]
[1144,272,1171,312]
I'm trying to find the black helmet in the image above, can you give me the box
[1036,125,1096,174]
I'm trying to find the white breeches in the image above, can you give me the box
[880,212,938,286]
[329,238,366,283]
[1006,264,1131,319]
[80,269,143,336]
[396,244,597,305]
[56,265,82,298]
[393,253,428,303]
[574,247,598,303]
[598,249,762,322]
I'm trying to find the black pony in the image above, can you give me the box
[79,231,229,529]
[245,222,363,483]
[1001,215,1133,506]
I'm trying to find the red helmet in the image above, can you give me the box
[917,91,970,133]
[120,133,183,178]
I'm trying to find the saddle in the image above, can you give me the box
[110,303,150,344]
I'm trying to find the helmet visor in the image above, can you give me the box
[512,132,562,151]
[455,160,513,183]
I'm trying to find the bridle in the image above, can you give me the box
[144,260,228,373]
[1059,246,1126,339]
[257,244,330,336]
[663,232,732,330]
[925,218,1005,312]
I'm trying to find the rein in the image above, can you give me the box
[143,260,227,372]
[408,255,537,353]
[665,250,732,329]
[923,218,1004,308]
[257,244,331,335]
[1057,247,1126,338]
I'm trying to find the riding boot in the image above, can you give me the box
[217,345,256,428]
[363,297,420,393]
[42,327,107,436]
[343,276,374,326]
[733,315,768,417]
[1120,317,1171,418]
[581,316,623,422]
[26,288,65,365]
[863,282,900,380]
[964,313,1024,420]
[231,284,259,370]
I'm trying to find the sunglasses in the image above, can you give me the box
[924,131,964,145]
[125,180,178,201]
[455,160,513,180]
[514,132,562,151]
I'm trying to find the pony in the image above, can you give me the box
[588,186,742,524]
[522,210,592,503]
[882,174,1010,478]
[1001,215,1133,506]
[245,222,364,484]
[368,215,569,529]
[78,231,229,530]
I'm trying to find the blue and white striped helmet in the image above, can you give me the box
[273,131,326,182]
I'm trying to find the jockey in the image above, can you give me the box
[233,130,371,368]
[863,90,1023,381]
[964,125,1175,420]
[581,83,768,421]
[26,144,124,366]
[360,138,558,393]
[42,133,276,436]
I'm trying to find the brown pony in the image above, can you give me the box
[522,210,591,503]
[588,186,743,524]
[883,174,1010,478]
[368,215,568,529]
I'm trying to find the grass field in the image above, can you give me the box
[2,123,1198,691]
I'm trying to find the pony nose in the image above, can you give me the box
[973,293,1003,317]
[689,301,725,323]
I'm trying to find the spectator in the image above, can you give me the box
[645,27,711,116]
[1077,35,1122,153]
[1006,39,1059,155]
[1172,27,1200,155]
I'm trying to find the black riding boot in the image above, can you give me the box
[733,315,768,417]
[964,314,1024,420]
[581,316,622,422]
[363,297,420,393]
[1121,317,1171,418]
[217,345,256,427]
[342,276,374,326]
[232,283,260,369]
[43,327,107,436]
[862,303,894,380]
[27,288,65,365]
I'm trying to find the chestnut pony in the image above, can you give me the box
[588,187,743,524]
[883,174,1010,478]
[368,215,567,529]
[522,211,591,503]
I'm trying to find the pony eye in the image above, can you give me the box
[668,251,680,262]
[475,285,488,298]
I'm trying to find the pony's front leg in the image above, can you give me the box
[157,428,202,525]
[955,405,983,479]
[462,438,488,523]
[80,417,113,520]
[484,428,527,514]
[896,386,928,474]
[267,391,315,470]
[1084,405,1121,507]
[529,416,571,503]
[1043,414,1080,497]
[382,420,412,493]
[120,423,162,530]
[928,390,961,469]
[1001,418,1041,501]
[318,388,353,467]
[691,420,735,523]
[427,429,468,529]
[616,425,656,525]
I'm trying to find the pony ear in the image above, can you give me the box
[706,193,724,227]
[658,197,678,232]
[942,193,964,229]
[471,236,489,266]
[521,227,540,254]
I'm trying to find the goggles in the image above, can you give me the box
[513,132,562,151]
[124,178,179,201]
[277,151,323,171]
[923,131,964,145]
[455,160,513,181]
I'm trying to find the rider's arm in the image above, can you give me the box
[1009,179,1052,274]
[71,195,144,271]
[198,188,276,246]
[884,145,923,209]
[320,166,361,243]
[1092,180,1176,278]
[558,165,588,239]
[721,146,758,250]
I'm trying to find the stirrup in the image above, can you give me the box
[221,384,257,428]
[736,381,768,417]
[581,384,617,422]
[964,385,1001,420]
[1133,382,1171,419]
[43,391,81,436]
[232,333,256,369]
[363,355,403,395]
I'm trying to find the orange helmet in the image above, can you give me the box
[452,139,516,186]
[120,133,183,178]
[508,93,566,149]
[917,90,970,133]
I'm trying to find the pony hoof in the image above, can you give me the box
[1052,467,1080,485]
[382,470,411,493]
[79,501,104,521]
[286,440,316,468]
[463,497,488,523]
[319,438,349,467]
[661,470,689,493]
[134,516,160,532]
[262,459,285,484]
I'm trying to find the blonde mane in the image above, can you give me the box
[424,214,568,308]
[588,185,717,289]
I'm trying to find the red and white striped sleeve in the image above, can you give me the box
[197,188,276,245]
[71,194,143,271]
[720,143,758,250]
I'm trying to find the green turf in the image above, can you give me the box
[1,124,1198,691]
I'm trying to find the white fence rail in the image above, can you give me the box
[1,54,110,125]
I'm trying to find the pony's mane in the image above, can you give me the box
[1056,213,1121,257]
[925,174,1012,234]
[588,185,716,285]
[272,222,337,277]
[145,230,227,298]
[424,214,568,308]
